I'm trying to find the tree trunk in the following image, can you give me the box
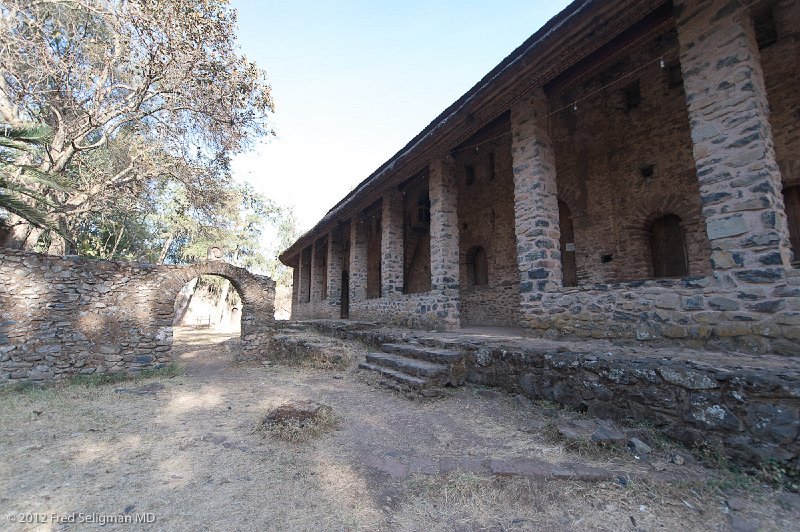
[158,234,174,264]
[216,279,231,325]
[173,277,198,326]
[3,215,33,250]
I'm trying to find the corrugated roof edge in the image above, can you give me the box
[279,0,593,265]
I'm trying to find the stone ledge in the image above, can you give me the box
[293,319,800,469]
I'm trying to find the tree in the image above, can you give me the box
[0,121,73,238]
[0,0,273,252]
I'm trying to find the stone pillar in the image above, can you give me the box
[327,228,343,311]
[511,88,562,315]
[675,0,793,271]
[349,216,368,302]
[381,187,404,297]
[429,156,460,327]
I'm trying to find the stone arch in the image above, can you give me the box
[0,251,277,384]
[465,245,489,286]
[622,193,710,279]
[648,214,689,278]
[157,261,276,362]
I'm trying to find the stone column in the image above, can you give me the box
[381,187,404,297]
[429,156,460,327]
[675,0,793,272]
[511,88,562,315]
[326,228,343,312]
[349,216,368,302]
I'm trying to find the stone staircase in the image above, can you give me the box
[359,342,465,392]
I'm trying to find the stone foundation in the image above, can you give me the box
[297,319,800,469]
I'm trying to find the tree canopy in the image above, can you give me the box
[0,0,291,271]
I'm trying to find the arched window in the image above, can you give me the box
[784,185,800,263]
[467,246,489,286]
[649,214,689,278]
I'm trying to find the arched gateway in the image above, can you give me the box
[0,250,276,383]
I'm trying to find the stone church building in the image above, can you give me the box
[279,0,800,355]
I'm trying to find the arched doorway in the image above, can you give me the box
[466,245,489,286]
[172,274,245,369]
[173,275,243,334]
[649,213,689,278]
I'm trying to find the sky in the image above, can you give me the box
[229,0,574,235]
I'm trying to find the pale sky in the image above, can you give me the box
[229,1,574,235]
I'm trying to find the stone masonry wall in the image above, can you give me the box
[286,0,800,352]
[301,320,800,469]
[403,175,432,294]
[454,118,520,326]
[761,0,800,190]
[511,2,800,354]
[366,205,382,300]
[522,272,800,356]
[548,28,711,284]
[0,250,276,383]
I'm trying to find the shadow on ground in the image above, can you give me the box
[1,327,797,531]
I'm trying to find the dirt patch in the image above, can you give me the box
[0,327,797,530]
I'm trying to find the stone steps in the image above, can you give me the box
[381,343,463,364]
[358,362,427,389]
[365,352,448,378]
[360,342,466,392]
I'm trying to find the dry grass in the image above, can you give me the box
[0,328,797,531]
[268,332,364,370]
[258,405,342,444]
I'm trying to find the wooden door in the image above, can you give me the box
[559,200,577,286]
[650,214,689,278]
[340,271,349,319]
[784,185,800,263]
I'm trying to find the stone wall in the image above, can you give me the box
[455,116,520,326]
[548,28,711,284]
[522,271,800,355]
[0,250,276,383]
[365,203,382,300]
[299,320,800,469]
[761,0,800,190]
[349,289,456,330]
[403,175,432,294]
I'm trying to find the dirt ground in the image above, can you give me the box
[1,328,798,531]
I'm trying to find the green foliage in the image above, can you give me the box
[0,121,73,231]
[0,0,285,259]
[758,459,800,493]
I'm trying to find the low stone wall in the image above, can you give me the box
[292,266,800,353]
[293,289,460,331]
[292,298,339,320]
[522,269,800,355]
[299,320,800,469]
[0,250,276,383]
[350,289,460,330]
